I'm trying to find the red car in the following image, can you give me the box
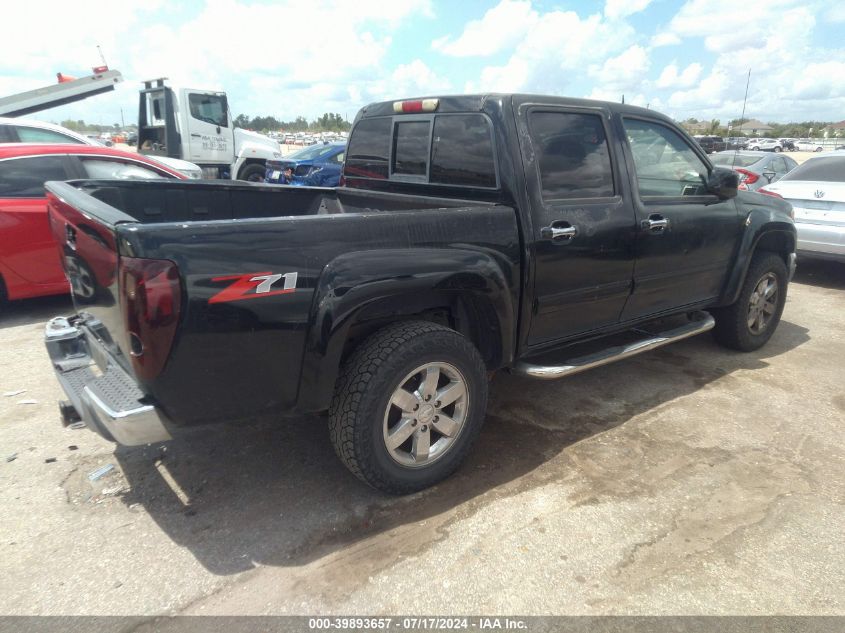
[0,144,184,302]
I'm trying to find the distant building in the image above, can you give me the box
[733,119,773,135]
[681,121,710,134]
[824,121,845,137]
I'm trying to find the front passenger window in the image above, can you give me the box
[624,119,710,197]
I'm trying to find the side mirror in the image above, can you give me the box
[707,167,739,200]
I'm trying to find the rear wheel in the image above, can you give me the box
[712,252,788,352]
[329,321,488,494]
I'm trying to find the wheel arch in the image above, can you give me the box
[721,221,796,306]
[295,248,517,412]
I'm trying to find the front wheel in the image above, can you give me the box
[329,321,488,494]
[238,163,266,182]
[712,252,788,352]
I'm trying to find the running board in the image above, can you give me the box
[511,311,715,380]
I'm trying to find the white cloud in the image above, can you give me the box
[586,89,650,107]
[827,4,845,22]
[668,0,807,48]
[466,10,635,94]
[650,32,682,47]
[655,62,702,89]
[604,0,654,20]
[432,0,537,57]
[0,0,433,122]
[588,45,651,91]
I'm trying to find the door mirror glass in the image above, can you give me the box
[706,167,738,199]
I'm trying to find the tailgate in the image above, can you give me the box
[45,181,137,375]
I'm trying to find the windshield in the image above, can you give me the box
[711,153,761,168]
[286,144,342,161]
[780,156,845,182]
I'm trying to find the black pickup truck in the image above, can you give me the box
[44,94,797,494]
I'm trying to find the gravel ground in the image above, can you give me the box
[0,259,843,616]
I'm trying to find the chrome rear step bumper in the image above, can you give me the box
[511,311,715,380]
[44,316,172,445]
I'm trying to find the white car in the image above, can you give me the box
[796,140,824,152]
[0,116,203,179]
[758,139,783,152]
[762,150,845,262]
[746,138,765,150]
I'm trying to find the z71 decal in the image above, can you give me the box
[208,271,298,304]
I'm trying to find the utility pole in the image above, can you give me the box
[120,108,124,128]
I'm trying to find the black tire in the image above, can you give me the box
[329,320,488,494]
[774,146,782,153]
[238,163,266,182]
[712,252,788,352]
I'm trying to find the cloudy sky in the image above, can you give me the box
[2,0,844,127]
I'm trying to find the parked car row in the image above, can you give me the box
[694,135,833,154]
[268,131,347,146]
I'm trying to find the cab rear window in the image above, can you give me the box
[345,113,497,188]
[345,117,391,179]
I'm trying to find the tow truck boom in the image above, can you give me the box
[0,69,123,117]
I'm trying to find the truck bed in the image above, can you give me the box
[45,179,522,428]
[72,179,488,224]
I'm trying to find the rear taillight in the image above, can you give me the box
[735,168,758,184]
[119,257,182,382]
[757,187,783,199]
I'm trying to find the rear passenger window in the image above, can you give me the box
[345,113,497,188]
[16,126,83,144]
[529,111,614,200]
[392,121,430,176]
[431,114,496,187]
[345,117,391,179]
[0,156,70,198]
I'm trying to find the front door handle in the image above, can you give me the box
[541,224,578,242]
[642,215,669,233]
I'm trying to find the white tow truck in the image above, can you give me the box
[138,78,281,181]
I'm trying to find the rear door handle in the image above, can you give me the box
[642,215,669,233]
[541,224,577,242]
